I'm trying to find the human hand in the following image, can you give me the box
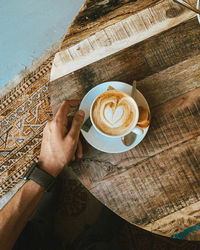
[39,100,85,177]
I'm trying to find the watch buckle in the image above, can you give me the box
[24,163,37,180]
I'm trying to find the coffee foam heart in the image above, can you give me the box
[92,90,136,136]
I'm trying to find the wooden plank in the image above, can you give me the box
[87,134,200,236]
[48,0,200,237]
[61,0,196,50]
[137,53,200,107]
[51,17,200,85]
[61,0,161,50]
[67,86,200,236]
[49,19,200,114]
[51,0,196,81]
[71,87,200,185]
[143,200,200,236]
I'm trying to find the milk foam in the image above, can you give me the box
[101,99,126,128]
[92,90,136,136]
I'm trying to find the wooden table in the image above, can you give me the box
[49,0,200,237]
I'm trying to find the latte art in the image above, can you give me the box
[92,90,136,136]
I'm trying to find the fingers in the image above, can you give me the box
[67,116,73,130]
[68,100,81,107]
[54,100,81,137]
[77,140,83,158]
[68,110,85,140]
[55,100,70,123]
[55,100,81,123]
[72,155,75,161]
[71,140,83,162]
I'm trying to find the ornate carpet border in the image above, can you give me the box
[0,38,62,209]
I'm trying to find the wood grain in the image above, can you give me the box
[49,57,200,236]
[88,132,200,227]
[50,61,200,237]
[61,0,161,50]
[143,200,200,236]
[72,86,200,236]
[88,134,200,236]
[71,87,200,184]
[49,18,200,113]
[49,0,200,237]
[51,0,196,81]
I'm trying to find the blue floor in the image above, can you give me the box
[0,0,85,87]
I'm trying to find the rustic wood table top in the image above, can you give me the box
[49,0,200,237]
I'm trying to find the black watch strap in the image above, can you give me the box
[24,162,56,192]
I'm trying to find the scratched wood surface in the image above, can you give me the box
[49,0,200,237]
[51,0,196,81]
[61,0,160,50]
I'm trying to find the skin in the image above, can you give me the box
[0,100,85,250]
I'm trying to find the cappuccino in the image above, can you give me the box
[92,90,136,136]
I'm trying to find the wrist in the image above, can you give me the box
[38,160,62,178]
[26,179,45,193]
[24,162,57,191]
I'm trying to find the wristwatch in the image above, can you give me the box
[24,162,56,192]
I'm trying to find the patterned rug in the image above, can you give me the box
[0,47,103,242]
[0,55,54,203]
[1,44,200,248]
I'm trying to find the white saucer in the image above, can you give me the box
[80,81,150,153]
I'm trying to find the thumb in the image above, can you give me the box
[67,110,85,140]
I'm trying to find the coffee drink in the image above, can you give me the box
[92,90,136,136]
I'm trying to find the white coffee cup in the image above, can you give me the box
[90,90,143,138]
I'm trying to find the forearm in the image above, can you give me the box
[0,180,44,250]
[0,101,84,250]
